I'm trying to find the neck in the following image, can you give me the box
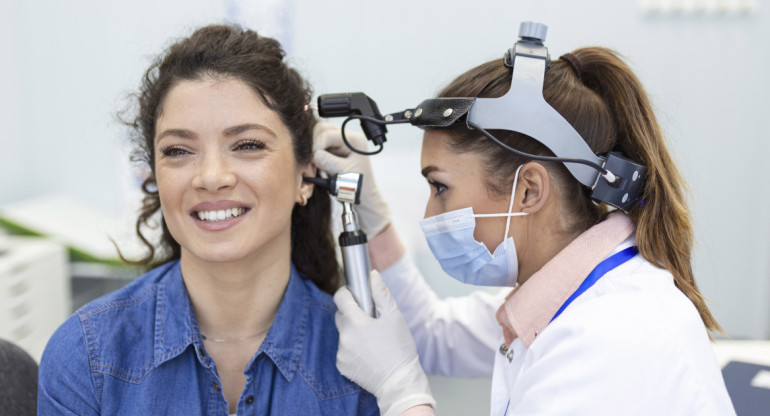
[515,201,584,286]
[181,245,291,340]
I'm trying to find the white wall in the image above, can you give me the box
[1,0,768,413]
[0,0,24,203]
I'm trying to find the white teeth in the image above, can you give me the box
[196,208,246,222]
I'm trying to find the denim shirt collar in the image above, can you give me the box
[154,261,309,382]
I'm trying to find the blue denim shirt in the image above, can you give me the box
[38,260,379,415]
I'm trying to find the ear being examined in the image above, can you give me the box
[297,162,317,203]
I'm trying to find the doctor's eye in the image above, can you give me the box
[427,179,448,196]
[233,139,266,152]
[159,145,190,157]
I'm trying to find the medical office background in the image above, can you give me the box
[1,0,767,414]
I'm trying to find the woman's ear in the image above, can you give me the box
[297,162,317,204]
[518,162,550,214]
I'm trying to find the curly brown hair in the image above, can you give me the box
[122,24,339,294]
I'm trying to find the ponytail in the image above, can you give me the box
[437,48,722,335]
[423,47,720,335]
[571,47,722,334]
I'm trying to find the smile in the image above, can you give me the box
[195,207,248,222]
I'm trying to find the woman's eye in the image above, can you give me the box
[234,139,266,151]
[428,180,447,196]
[159,146,189,157]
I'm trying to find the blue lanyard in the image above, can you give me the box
[550,246,639,323]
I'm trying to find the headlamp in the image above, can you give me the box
[317,22,647,212]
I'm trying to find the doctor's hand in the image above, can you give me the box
[334,270,435,416]
[313,122,391,237]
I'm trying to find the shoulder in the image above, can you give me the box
[525,256,728,406]
[295,277,338,350]
[513,257,732,413]
[543,257,706,348]
[76,261,176,319]
[38,312,102,414]
[294,278,378,408]
[302,277,339,314]
[48,261,176,345]
[44,262,179,382]
[575,256,703,336]
[294,278,343,383]
[74,262,175,347]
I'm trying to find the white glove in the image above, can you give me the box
[313,122,391,236]
[334,270,435,416]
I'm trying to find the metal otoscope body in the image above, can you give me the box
[303,173,375,317]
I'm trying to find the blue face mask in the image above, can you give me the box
[419,166,527,287]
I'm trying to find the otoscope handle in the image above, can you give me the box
[339,203,375,317]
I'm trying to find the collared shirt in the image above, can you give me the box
[38,260,379,415]
[379,213,734,415]
[489,213,734,415]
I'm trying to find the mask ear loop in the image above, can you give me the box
[503,165,525,242]
[473,165,528,227]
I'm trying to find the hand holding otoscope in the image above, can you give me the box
[303,172,376,317]
[310,115,435,416]
[310,120,396,317]
[309,92,413,316]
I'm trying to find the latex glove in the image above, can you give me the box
[334,270,435,416]
[313,122,391,236]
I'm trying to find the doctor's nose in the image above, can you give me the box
[424,202,440,219]
[191,153,237,192]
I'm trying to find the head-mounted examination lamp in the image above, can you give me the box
[317,21,647,212]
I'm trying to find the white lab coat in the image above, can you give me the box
[379,241,735,415]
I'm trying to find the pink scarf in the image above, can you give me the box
[495,212,635,347]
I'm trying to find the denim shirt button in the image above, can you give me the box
[198,347,206,357]
[212,382,220,392]
[245,396,254,404]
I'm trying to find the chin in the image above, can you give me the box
[181,243,253,266]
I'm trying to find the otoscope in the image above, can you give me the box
[303,172,376,317]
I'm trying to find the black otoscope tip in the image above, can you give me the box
[303,176,337,196]
[302,176,328,188]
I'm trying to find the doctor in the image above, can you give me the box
[313,24,735,416]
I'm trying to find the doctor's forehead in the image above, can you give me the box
[420,130,483,175]
[420,130,452,166]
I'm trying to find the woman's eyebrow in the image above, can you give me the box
[157,128,197,141]
[421,166,443,178]
[223,123,277,137]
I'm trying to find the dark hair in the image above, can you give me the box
[122,25,339,294]
[437,47,721,333]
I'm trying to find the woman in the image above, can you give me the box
[315,45,735,414]
[38,25,379,415]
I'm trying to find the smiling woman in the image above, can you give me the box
[37,25,379,416]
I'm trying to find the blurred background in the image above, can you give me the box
[1,0,767,414]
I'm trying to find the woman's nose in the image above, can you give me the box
[191,152,237,192]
